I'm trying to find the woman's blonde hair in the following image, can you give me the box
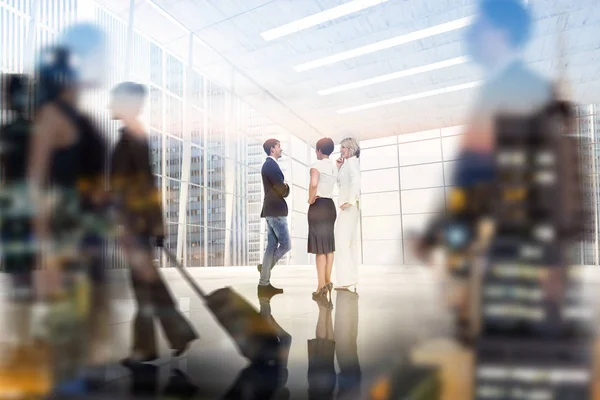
[340,137,360,158]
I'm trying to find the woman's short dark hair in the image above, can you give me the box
[263,138,280,156]
[480,0,531,48]
[316,137,335,156]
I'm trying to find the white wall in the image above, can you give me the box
[357,125,466,265]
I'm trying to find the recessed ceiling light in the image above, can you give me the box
[318,56,469,95]
[337,81,481,114]
[261,0,390,41]
[295,16,473,72]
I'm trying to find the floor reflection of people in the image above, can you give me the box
[125,363,199,399]
[334,291,361,399]
[222,294,291,400]
[258,294,292,372]
[126,362,158,396]
[308,295,336,400]
[163,369,199,399]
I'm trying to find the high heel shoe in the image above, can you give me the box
[312,286,328,298]
[326,282,333,292]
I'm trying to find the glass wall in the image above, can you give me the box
[576,105,600,265]
[0,0,312,267]
[2,0,599,267]
[357,110,600,265]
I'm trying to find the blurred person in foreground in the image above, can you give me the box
[0,73,36,345]
[0,74,55,398]
[414,0,552,342]
[29,39,111,392]
[109,82,198,366]
[58,23,113,376]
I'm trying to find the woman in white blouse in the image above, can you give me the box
[308,138,337,298]
[334,137,361,291]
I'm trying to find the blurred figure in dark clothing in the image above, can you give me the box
[455,0,550,203]
[224,362,290,400]
[415,0,552,341]
[46,24,112,379]
[124,363,199,399]
[0,73,36,344]
[109,81,198,365]
[163,368,200,399]
[29,44,112,392]
[462,0,551,154]
[126,362,159,396]
[0,73,56,398]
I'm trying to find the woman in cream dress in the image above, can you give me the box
[334,137,361,291]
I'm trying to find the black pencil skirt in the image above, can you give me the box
[307,197,336,255]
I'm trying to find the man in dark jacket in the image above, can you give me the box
[109,82,198,365]
[258,139,291,296]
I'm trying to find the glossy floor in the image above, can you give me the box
[1,264,599,399]
[103,265,455,399]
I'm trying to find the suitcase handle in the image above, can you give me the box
[162,248,207,299]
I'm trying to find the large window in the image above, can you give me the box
[3,1,597,268]
[359,113,600,265]
[0,0,314,268]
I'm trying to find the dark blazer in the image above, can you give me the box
[261,157,289,218]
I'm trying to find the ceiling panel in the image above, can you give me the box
[97,0,600,143]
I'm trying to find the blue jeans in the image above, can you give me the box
[260,216,291,286]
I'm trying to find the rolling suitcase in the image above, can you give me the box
[163,248,282,365]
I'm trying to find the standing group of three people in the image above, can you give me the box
[257,137,362,298]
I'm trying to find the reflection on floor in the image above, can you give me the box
[102,265,453,399]
[0,265,598,399]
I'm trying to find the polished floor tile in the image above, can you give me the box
[1,264,598,399]
[100,265,455,399]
